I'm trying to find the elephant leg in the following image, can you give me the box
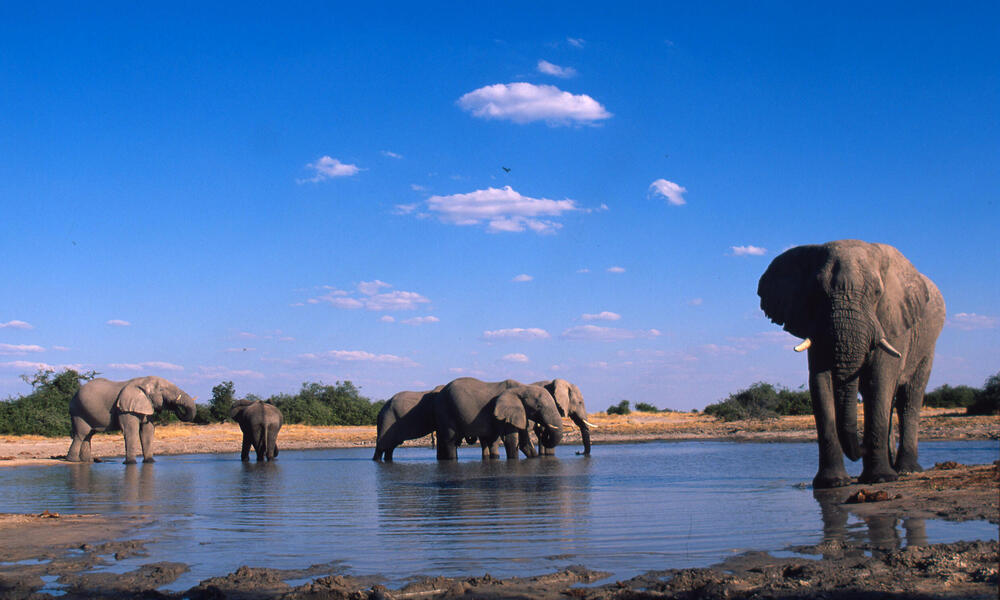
[66,417,92,462]
[267,429,279,461]
[435,428,458,460]
[858,371,899,484]
[79,432,95,463]
[139,420,156,463]
[808,367,852,488]
[894,369,930,473]
[241,432,252,462]
[120,414,141,464]
[502,432,519,459]
[518,429,537,458]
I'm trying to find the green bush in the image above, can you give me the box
[270,381,383,426]
[924,384,978,409]
[210,381,236,422]
[704,382,811,422]
[607,400,631,415]
[0,369,98,436]
[634,402,659,413]
[967,372,1000,416]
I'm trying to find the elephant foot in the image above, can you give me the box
[812,471,853,489]
[894,455,923,474]
[143,457,155,463]
[92,457,102,463]
[859,467,899,484]
[123,458,137,465]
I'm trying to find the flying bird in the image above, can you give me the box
[501,166,511,173]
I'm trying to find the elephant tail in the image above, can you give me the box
[260,422,271,458]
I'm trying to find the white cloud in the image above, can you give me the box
[582,311,621,321]
[358,280,392,296]
[401,316,440,325]
[607,266,626,273]
[649,179,687,206]
[512,274,533,282]
[225,347,256,353]
[502,353,530,363]
[380,315,396,323]
[193,366,266,380]
[107,319,131,327]
[688,298,704,306]
[365,291,431,311]
[109,361,184,371]
[0,320,32,330]
[308,281,430,312]
[0,343,45,355]
[560,325,661,342]
[52,345,70,351]
[731,245,767,256]
[567,37,585,48]
[394,203,420,215]
[299,156,361,183]
[457,83,611,126]
[0,360,81,372]
[482,328,551,341]
[949,313,998,331]
[300,350,417,366]
[577,268,590,274]
[410,184,427,192]
[381,150,403,159]
[426,186,578,234]
[537,59,577,78]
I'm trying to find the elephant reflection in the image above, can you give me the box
[812,488,927,558]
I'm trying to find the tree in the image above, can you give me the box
[210,381,236,422]
[1,369,98,436]
[924,384,978,408]
[703,382,811,422]
[634,402,660,413]
[967,372,1000,416]
[607,400,631,415]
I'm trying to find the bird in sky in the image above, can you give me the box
[501,166,511,173]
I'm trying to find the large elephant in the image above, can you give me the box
[373,385,445,461]
[529,379,596,456]
[758,240,945,488]
[433,378,563,460]
[231,399,283,462]
[66,376,197,464]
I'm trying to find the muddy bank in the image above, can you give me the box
[1,408,995,467]
[0,462,995,599]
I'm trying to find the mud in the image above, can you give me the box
[0,462,996,599]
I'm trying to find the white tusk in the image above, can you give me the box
[582,420,598,429]
[793,338,812,352]
[547,424,560,430]
[878,338,901,358]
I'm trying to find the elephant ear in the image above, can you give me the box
[757,244,829,340]
[548,379,572,417]
[874,244,930,339]
[116,382,154,415]
[493,391,527,430]
[230,399,255,420]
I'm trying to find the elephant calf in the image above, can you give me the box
[231,400,283,462]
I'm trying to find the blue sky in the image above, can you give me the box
[1,3,997,410]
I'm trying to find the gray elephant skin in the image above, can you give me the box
[433,378,563,460]
[527,379,595,456]
[66,376,197,464]
[231,399,283,462]
[373,385,444,461]
[758,239,945,488]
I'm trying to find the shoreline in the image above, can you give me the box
[1,407,995,467]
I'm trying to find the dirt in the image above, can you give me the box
[0,461,996,599]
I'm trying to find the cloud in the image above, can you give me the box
[52,346,70,351]
[300,350,417,366]
[457,83,611,126]
[225,347,256,353]
[401,316,440,325]
[560,325,661,342]
[688,298,704,306]
[307,281,430,312]
[425,186,578,234]
[380,315,396,323]
[109,361,184,371]
[731,245,767,256]
[649,179,687,206]
[0,343,45,355]
[193,366,266,380]
[567,37,585,48]
[502,353,530,363]
[512,274,533,282]
[577,268,590,274]
[582,311,621,321]
[299,156,361,183]
[537,59,577,78]
[0,320,32,330]
[0,360,81,372]
[381,150,403,159]
[482,328,551,341]
[607,266,626,273]
[948,313,998,331]
[107,319,131,327]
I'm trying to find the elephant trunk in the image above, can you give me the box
[570,413,591,455]
[537,418,563,448]
[829,301,874,462]
[175,394,197,422]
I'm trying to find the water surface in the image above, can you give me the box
[0,440,996,589]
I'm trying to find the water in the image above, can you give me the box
[0,440,996,590]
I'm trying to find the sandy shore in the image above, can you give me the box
[1,407,995,467]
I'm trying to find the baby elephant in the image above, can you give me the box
[230,400,283,461]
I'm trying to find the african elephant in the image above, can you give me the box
[230,399,283,462]
[66,376,197,464]
[373,385,445,461]
[527,379,596,456]
[433,378,563,460]
[758,240,945,488]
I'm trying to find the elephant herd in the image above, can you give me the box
[62,240,946,489]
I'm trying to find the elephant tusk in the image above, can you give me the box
[582,420,598,429]
[793,338,812,352]
[547,424,560,430]
[878,338,902,358]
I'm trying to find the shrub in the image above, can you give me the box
[925,384,978,409]
[607,400,631,415]
[634,402,660,413]
[0,369,98,436]
[210,381,236,422]
[967,372,1000,416]
[270,381,382,426]
[704,382,811,422]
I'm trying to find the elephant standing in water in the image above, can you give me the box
[758,240,945,488]
[66,376,197,464]
[231,400,283,462]
[433,378,563,460]
[527,379,596,456]
[373,385,444,461]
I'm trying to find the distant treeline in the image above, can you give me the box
[0,370,385,437]
[701,372,1000,422]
